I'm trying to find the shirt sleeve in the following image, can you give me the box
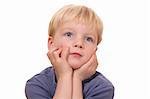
[83,72,115,99]
[84,86,114,99]
[25,76,52,99]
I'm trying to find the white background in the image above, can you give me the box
[0,0,149,99]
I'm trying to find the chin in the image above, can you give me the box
[71,65,81,70]
[69,62,82,70]
[67,58,84,69]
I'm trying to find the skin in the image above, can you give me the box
[47,21,99,99]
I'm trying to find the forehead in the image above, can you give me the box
[58,21,98,36]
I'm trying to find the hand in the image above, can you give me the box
[47,44,73,99]
[47,44,72,79]
[74,52,98,81]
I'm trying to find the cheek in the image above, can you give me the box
[84,46,97,58]
[61,42,69,48]
[86,45,97,53]
[54,39,70,49]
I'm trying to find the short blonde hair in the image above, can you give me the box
[48,4,103,44]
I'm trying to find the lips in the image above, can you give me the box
[70,52,82,57]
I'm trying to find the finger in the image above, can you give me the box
[91,56,98,72]
[47,50,56,64]
[53,48,62,61]
[61,47,69,60]
[47,51,51,60]
[47,45,59,64]
[85,53,96,68]
[85,54,98,75]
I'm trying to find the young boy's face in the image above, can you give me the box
[49,21,98,69]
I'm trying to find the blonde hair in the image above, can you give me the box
[48,4,103,44]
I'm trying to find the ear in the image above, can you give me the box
[94,46,98,51]
[96,47,98,51]
[48,36,54,50]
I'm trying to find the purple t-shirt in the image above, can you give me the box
[25,67,114,99]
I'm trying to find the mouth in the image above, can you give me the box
[70,52,82,57]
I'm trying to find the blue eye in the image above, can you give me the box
[64,32,73,37]
[86,37,94,42]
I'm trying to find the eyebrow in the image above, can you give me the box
[61,26,97,38]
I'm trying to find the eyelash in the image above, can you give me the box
[64,32,94,43]
[64,32,73,37]
[85,37,94,42]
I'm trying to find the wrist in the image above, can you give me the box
[73,71,83,82]
[55,68,73,80]
[57,71,73,80]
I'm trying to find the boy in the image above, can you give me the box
[25,4,114,99]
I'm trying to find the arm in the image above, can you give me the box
[47,46,73,99]
[72,53,98,99]
[53,72,72,99]
[72,73,83,99]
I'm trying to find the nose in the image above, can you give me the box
[74,44,83,48]
[74,38,84,49]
